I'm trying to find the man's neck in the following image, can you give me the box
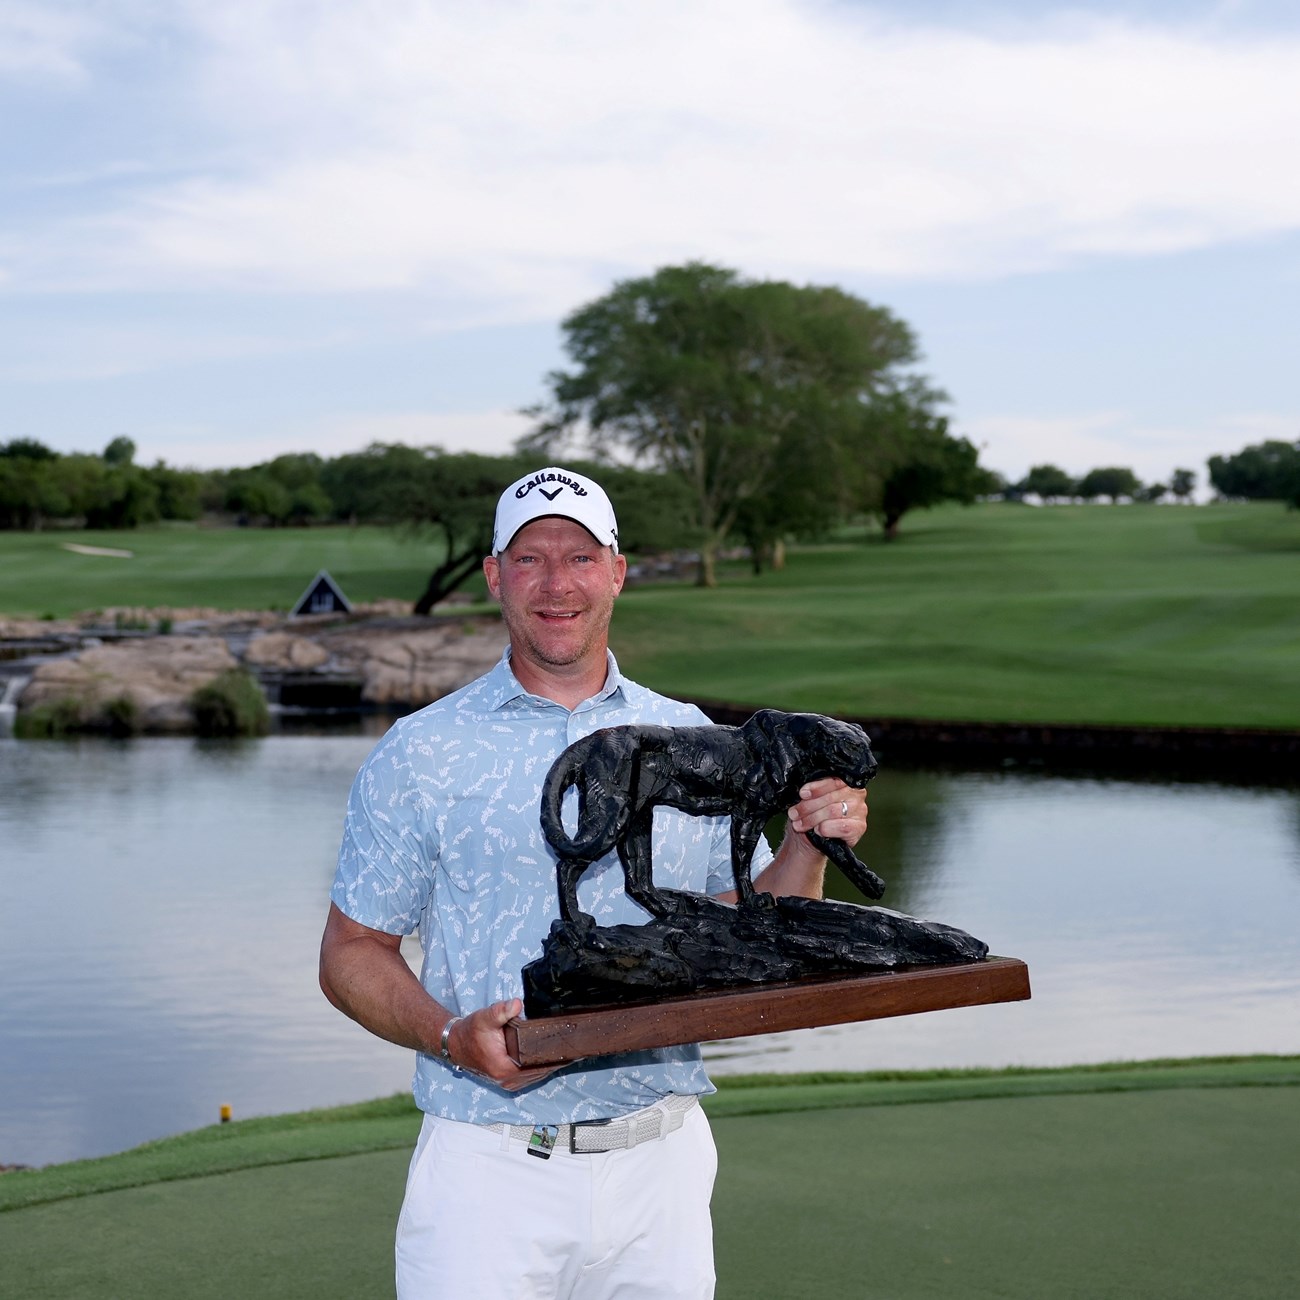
[509,651,610,711]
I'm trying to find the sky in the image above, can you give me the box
[2,0,1299,490]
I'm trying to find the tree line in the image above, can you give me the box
[4,261,1296,607]
[1009,464,1198,504]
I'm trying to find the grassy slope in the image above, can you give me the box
[613,502,1300,728]
[0,524,444,617]
[2,1059,1297,1300]
[2,503,1298,727]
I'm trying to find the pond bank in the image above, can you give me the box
[0,607,508,735]
[691,699,1300,781]
[4,611,1298,776]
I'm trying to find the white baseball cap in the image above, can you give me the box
[492,467,620,554]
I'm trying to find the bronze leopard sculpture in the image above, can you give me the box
[540,709,883,925]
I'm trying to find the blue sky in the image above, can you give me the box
[2,0,1298,490]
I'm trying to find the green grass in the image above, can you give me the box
[613,502,1300,728]
[2,1058,1297,1299]
[3,503,1299,728]
[0,524,446,617]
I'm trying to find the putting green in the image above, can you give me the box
[3,1077,1296,1299]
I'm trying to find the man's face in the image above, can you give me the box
[483,516,627,680]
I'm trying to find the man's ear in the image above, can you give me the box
[611,552,628,595]
[483,554,501,600]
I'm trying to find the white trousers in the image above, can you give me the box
[395,1104,718,1299]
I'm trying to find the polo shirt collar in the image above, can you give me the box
[485,648,627,713]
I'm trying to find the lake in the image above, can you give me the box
[1,731,1297,1168]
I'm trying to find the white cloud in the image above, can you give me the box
[146,407,535,470]
[0,2,99,79]
[6,1,1300,313]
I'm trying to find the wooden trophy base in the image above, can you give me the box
[506,956,1030,1067]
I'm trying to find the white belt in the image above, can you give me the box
[488,1093,698,1157]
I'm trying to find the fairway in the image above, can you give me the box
[0,525,444,617]
[614,502,1300,729]
[2,502,1298,729]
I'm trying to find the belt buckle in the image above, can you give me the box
[527,1124,559,1160]
[569,1118,613,1154]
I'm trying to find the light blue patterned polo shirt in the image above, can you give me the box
[331,647,773,1126]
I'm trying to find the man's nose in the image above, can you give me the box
[540,561,571,593]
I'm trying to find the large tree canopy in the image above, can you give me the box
[1018,464,1077,503]
[849,384,987,540]
[1208,439,1300,507]
[1077,466,1143,503]
[322,445,532,614]
[524,262,919,585]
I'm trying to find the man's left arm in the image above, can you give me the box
[715,777,868,903]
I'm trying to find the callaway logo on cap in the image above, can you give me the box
[492,468,620,554]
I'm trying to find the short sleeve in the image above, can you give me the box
[703,814,774,896]
[330,732,436,934]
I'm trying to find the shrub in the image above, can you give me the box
[14,697,88,738]
[103,695,139,737]
[190,669,271,737]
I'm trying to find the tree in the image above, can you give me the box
[1077,466,1142,503]
[0,438,58,462]
[1207,440,1300,507]
[84,465,161,528]
[1134,482,1168,503]
[1170,468,1196,502]
[525,262,919,586]
[1018,463,1076,503]
[103,436,137,466]
[848,384,986,540]
[0,441,73,528]
[408,453,535,614]
[319,442,433,524]
[146,462,204,521]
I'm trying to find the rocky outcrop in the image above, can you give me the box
[6,612,509,734]
[242,632,331,671]
[312,621,507,706]
[19,636,239,732]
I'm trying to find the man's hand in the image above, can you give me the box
[739,777,870,904]
[445,999,557,1092]
[786,777,868,853]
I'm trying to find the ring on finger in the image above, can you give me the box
[840,800,849,817]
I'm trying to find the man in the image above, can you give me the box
[320,466,867,1298]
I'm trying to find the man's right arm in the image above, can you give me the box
[318,903,554,1091]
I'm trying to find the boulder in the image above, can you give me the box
[317,620,507,707]
[19,636,239,733]
[243,631,330,671]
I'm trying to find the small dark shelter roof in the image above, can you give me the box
[291,569,353,618]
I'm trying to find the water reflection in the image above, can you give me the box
[1,735,1298,1167]
[712,770,1300,1076]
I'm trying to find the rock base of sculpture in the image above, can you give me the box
[521,891,990,1018]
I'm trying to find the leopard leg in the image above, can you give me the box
[618,805,674,918]
[556,856,593,926]
[730,817,764,903]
